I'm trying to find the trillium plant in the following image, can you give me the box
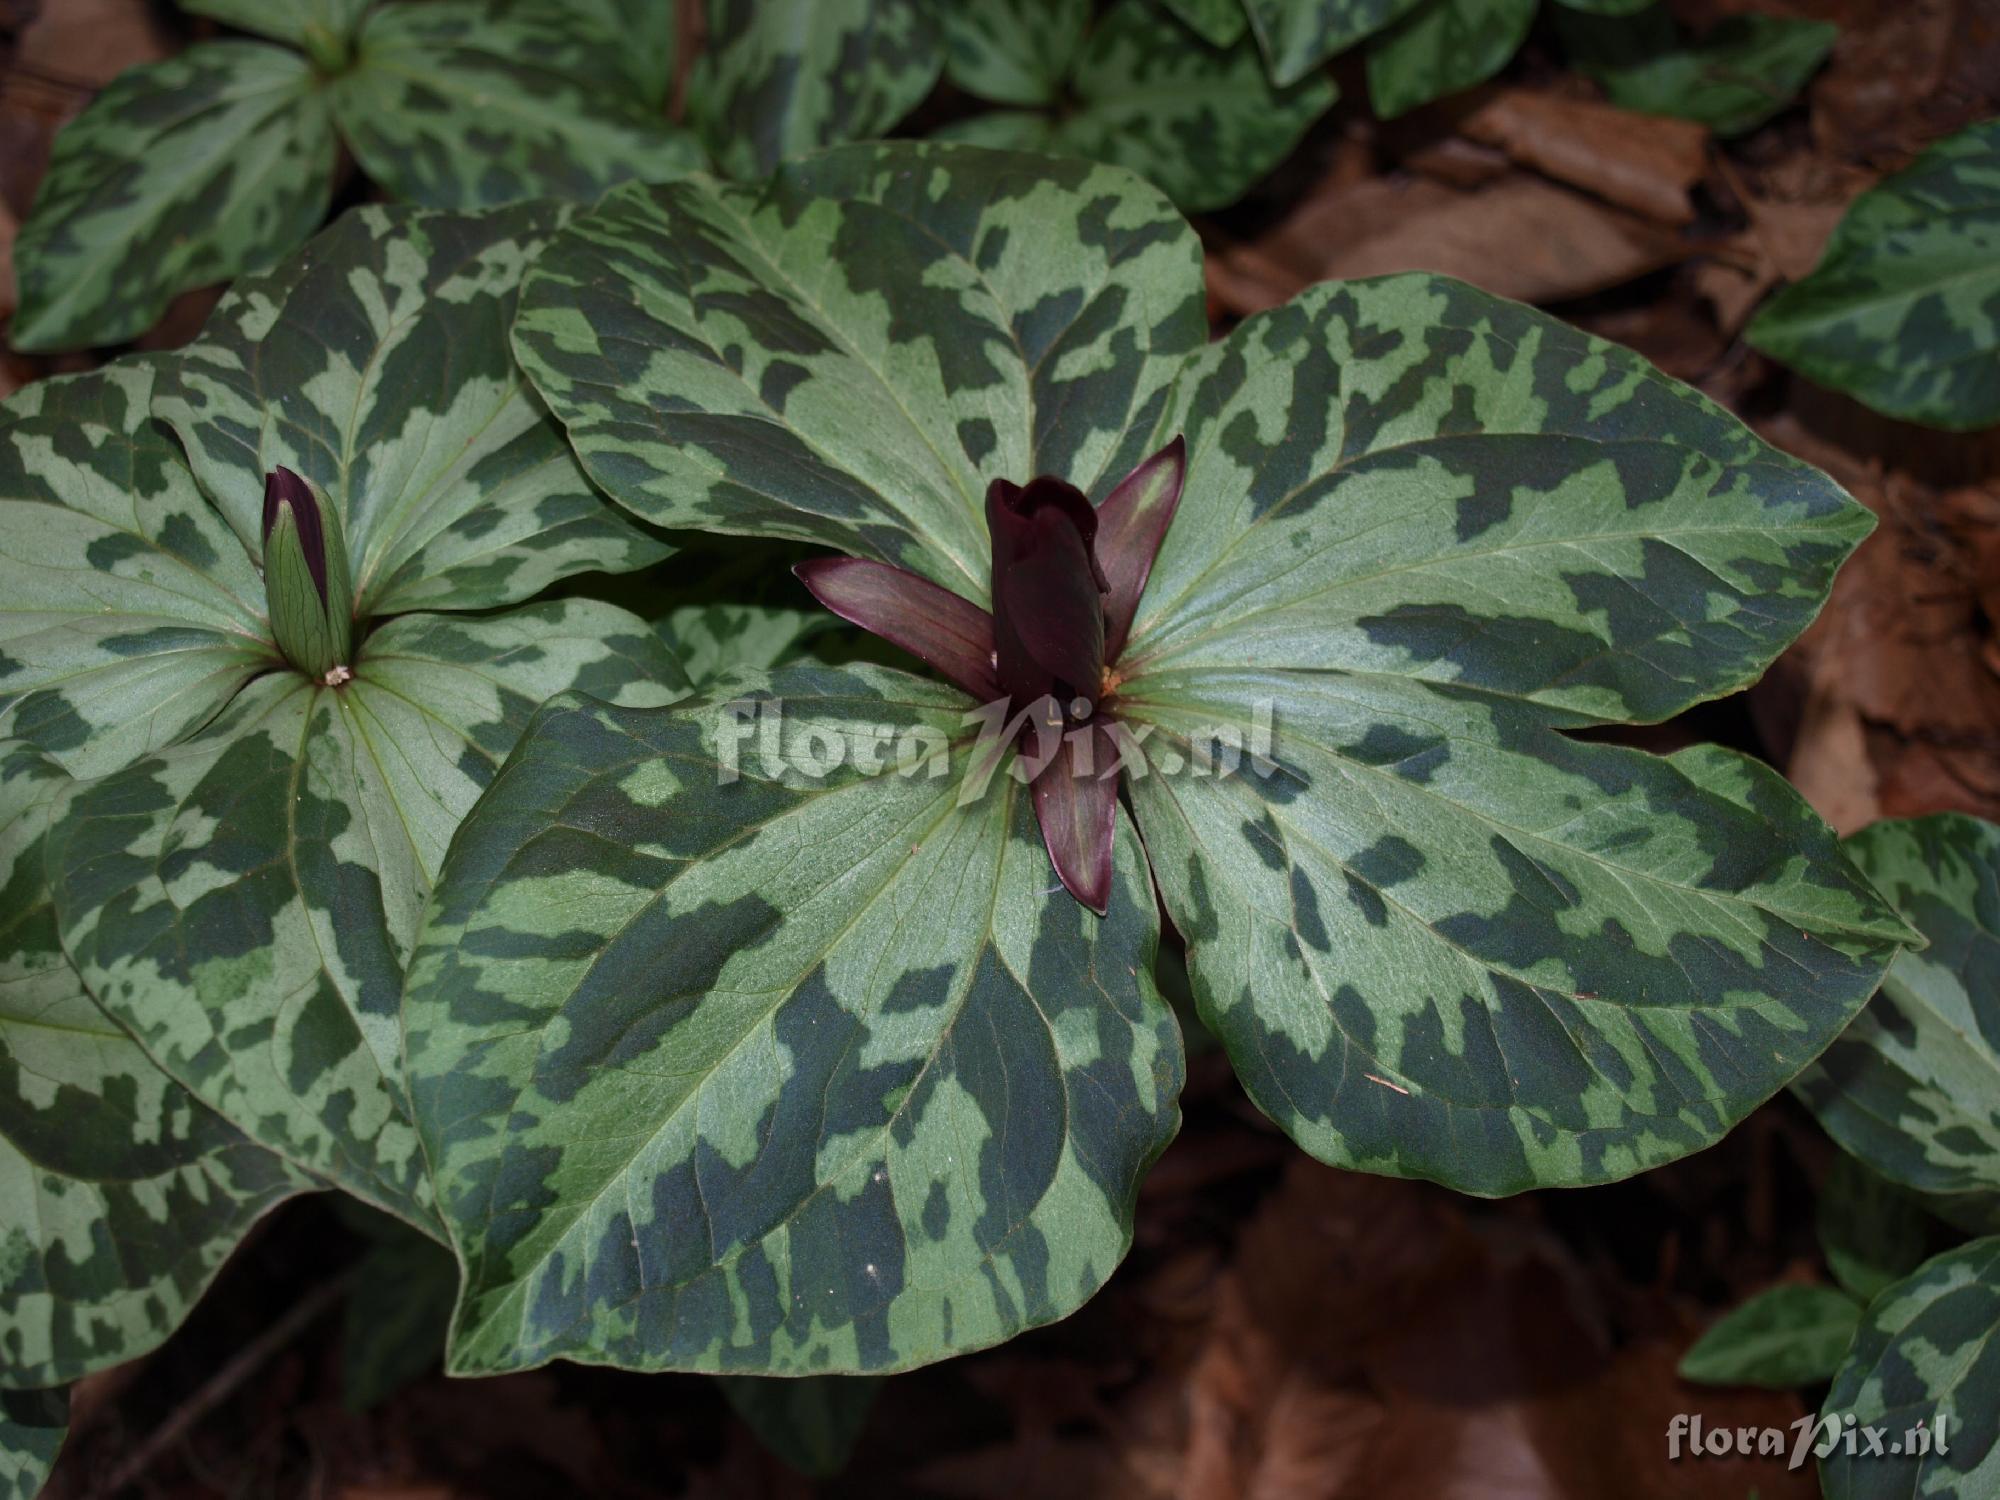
[2,130,1978,1479]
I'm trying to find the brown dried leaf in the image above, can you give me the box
[1458,90,1710,224]
[1212,174,1690,316]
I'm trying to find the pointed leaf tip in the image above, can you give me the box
[794,557,1001,702]
[1097,436,1186,663]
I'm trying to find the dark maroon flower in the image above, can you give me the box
[797,437,1186,915]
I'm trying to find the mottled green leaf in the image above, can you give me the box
[402,665,1183,1375]
[1679,1283,1862,1388]
[1,742,311,1391]
[1156,0,1248,47]
[1797,815,2000,1223]
[1821,1154,1938,1306]
[1115,275,1912,1195]
[0,1388,65,1500]
[1558,5,1837,137]
[10,41,338,351]
[1242,0,1427,87]
[0,362,271,780]
[339,1204,456,1411]
[480,0,680,108]
[942,0,1090,107]
[513,142,1205,599]
[1365,0,1537,120]
[645,543,859,692]
[1821,1237,2000,1500]
[688,0,943,179]
[47,602,683,1232]
[1748,121,2000,432]
[719,1373,880,1477]
[937,1,1336,213]
[330,0,701,211]
[155,203,671,618]
[181,0,371,58]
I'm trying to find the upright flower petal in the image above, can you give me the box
[987,476,1109,710]
[794,557,1001,702]
[1031,720,1121,915]
[1096,436,1186,663]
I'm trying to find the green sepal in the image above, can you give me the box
[262,469,356,680]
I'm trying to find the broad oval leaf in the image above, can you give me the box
[0,362,271,780]
[1748,120,2000,432]
[1242,0,1428,86]
[47,602,684,1233]
[1678,1283,1862,1389]
[689,0,944,180]
[1819,1154,1935,1305]
[1158,0,1249,47]
[1,742,311,1390]
[402,665,1183,1375]
[1365,0,1538,120]
[1796,815,2000,1219]
[154,202,671,617]
[512,142,1206,600]
[938,0,1337,213]
[0,1389,65,1500]
[1820,1237,2000,1500]
[1556,6,1838,138]
[1115,275,1912,1195]
[330,1,702,212]
[9,42,338,352]
[941,0,1091,107]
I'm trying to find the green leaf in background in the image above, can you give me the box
[0,1389,65,1500]
[1115,276,1911,1194]
[497,0,681,109]
[938,0,1336,212]
[330,0,701,211]
[1156,0,1248,46]
[1678,1283,1862,1388]
[1,742,311,1391]
[401,667,1183,1376]
[513,143,1204,597]
[181,0,371,61]
[1366,0,1537,120]
[1557,4,1838,137]
[29,206,682,1241]
[8,42,338,351]
[1242,0,1428,87]
[719,1374,881,1478]
[1796,815,2000,1220]
[644,543,865,691]
[689,0,944,180]
[1818,1154,1935,1304]
[1548,0,1652,12]
[1748,121,2000,432]
[1821,1237,2000,1500]
[0,363,272,780]
[154,202,672,617]
[338,1204,457,1411]
[942,0,1090,107]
